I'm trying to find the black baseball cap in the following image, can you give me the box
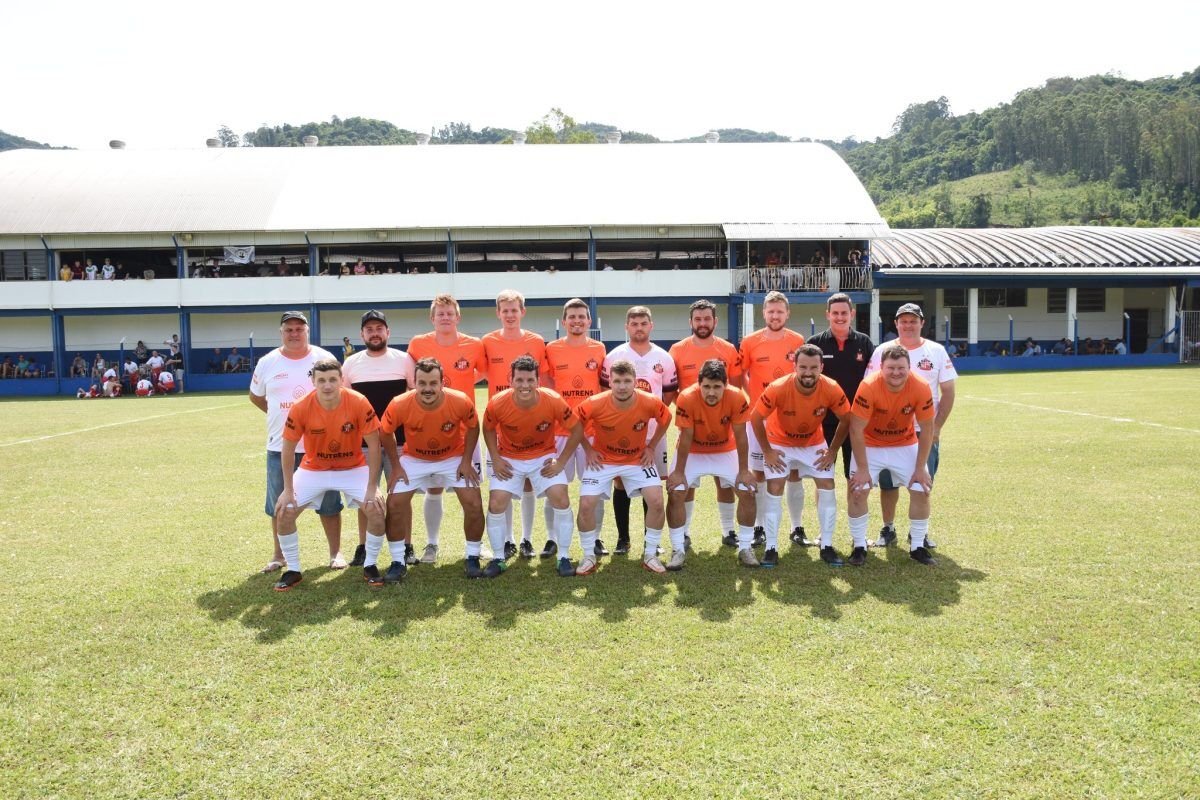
[361,310,388,327]
[895,303,925,319]
[280,310,308,324]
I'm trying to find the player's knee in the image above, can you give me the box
[814,478,834,490]
[487,493,509,514]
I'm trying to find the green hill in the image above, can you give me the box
[0,129,67,151]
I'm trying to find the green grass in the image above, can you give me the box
[2,368,1199,798]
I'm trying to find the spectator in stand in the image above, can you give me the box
[70,353,88,377]
[225,347,245,373]
[354,259,367,276]
[946,341,960,357]
[256,261,272,277]
[60,262,73,281]
[16,355,30,377]
[275,257,291,277]
[101,258,116,280]
[366,263,378,275]
[192,263,206,278]
[1051,338,1069,355]
[601,263,614,271]
[207,348,224,373]
[135,376,154,396]
[633,263,646,273]
[1113,338,1128,355]
[210,260,222,278]
[84,259,98,280]
[156,369,176,393]
[338,263,350,278]
[71,261,84,280]
[407,266,419,275]
[508,264,519,273]
[426,265,436,275]
[134,340,149,363]
[1082,337,1101,355]
[1020,338,1041,357]
[91,354,106,380]
[24,356,42,378]
[1,357,14,378]
[116,261,128,280]
[547,264,558,275]
[342,337,355,360]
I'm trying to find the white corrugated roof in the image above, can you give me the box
[0,142,886,236]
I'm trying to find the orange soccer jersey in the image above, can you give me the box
[574,390,672,466]
[754,374,850,448]
[380,388,478,461]
[406,332,485,397]
[674,384,751,454]
[283,388,379,471]
[739,328,805,405]
[668,336,743,392]
[483,387,577,459]
[850,372,935,447]
[545,337,605,434]
[482,330,550,398]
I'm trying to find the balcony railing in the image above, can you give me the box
[732,265,872,294]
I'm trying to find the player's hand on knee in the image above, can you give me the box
[540,458,563,478]
[763,449,786,473]
[492,457,513,481]
[909,468,933,493]
[736,469,757,492]
[274,491,297,517]
[813,448,836,472]
[459,459,481,487]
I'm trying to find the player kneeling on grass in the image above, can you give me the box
[273,359,384,591]
[751,344,854,567]
[378,358,489,580]
[483,355,581,577]
[846,344,937,566]
[564,359,672,575]
[665,359,757,571]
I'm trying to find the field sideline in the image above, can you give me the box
[2,367,1198,799]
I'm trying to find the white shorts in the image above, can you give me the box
[747,421,765,471]
[489,454,568,497]
[849,443,926,493]
[393,453,480,494]
[554,434,591,482]
[292,465,371,509]
[669,450,741,490]
[764,443,834,480]
[580,462,663,499]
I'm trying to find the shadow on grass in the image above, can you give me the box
[196,543,987,641]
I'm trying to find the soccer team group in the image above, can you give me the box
[252,289,956,591]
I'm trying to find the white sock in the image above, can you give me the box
[684,500,695,529]
[644,527,664,553]
[364,532,385,567]
[278,531,300,572]
[849,513,869,549]
[424,493,443,546]
[786,481,805,530]
[580,527,597,556]
[668,525,687,552]
[504,504,515,545]
[387,539,406,562]
[910,518,929,551]
[754,481,766,527]
[553,507,575,556]
[763,491,783,550]
[717,501,735,533]
[466,539,482,558]
[543,500,555,541]
[737,524,754,550]
[486,512,508,560]
[521,491,536,543]
[817,489,837,548]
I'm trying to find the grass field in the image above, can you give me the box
[2,367,1198,799]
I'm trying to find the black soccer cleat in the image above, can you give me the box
[349,544,367,567]
[613,537,630,555]
[384,561,407,584]
[404,543,419,565]
[519,540,535,559]
[875,525,898,548]
[819,546,844,567]
[503,541,518,560]
[721,531,738,548]
[363,565,384,587]
[272,570,303,592]
[792,526,817,547]
[594,538,610,557]
[540,540,558,559]
[909,547,937,566]
[684,534,693,552]
[910,532,938,549]
[752,527,767,549]
[464,556,485,579]
[760,548,779,568]
[847,546,868,567]
[483,558,508,578]
[557,557,576,577]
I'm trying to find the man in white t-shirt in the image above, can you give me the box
[249,311,345,573]
[146,351,165,372]
[135,377,153,396]
[863,303,956,548]
[101,259,116,280]
[84,259,98,280]
[341,310,415,567]
[600,305,679,555]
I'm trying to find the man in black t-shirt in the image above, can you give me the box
[806,293,875,479]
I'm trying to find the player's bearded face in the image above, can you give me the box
[610,373,635,400]
[415,371,444,403]
[699,379,725,406]
[763,303,789,331]
[690,311,715,339]
[626,317,652,344]
[362,322,389,352]
[794,355,821,389]
[511,369,538,398]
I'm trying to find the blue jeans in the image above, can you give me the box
[928,441,940,479]
[265,450,343,517]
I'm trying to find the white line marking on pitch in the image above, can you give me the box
[0,403,243,448]
[967,396,1200,434]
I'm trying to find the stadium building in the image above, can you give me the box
[1,137,1197,396]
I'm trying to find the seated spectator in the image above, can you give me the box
[91,354,106,380]
[210,261,222,278]
[353,259,367,276]
[601,263,614,271]
[156,370,176,394]
[135,377,154,396]
[765,251,781,267]
[1,356,15,378]
[407,266,419,275]
[1020,338,1041,357]
[70,353,88,377]
[116,262,128,280]
[15,355,30,377]
[1113,338,1128,355]
[207,348,224,373]
[256,261,272,277]
[60,263,73,281]
[633,264,646,273]
[508,264,519,272]
[547,264,558,275]
[946,341,960,357]
[224,347,245,373]
[1051,338,1068,355]
[426,265,436,274]
[101,258,116,280]
[191,264,207,278]
[1082,337,1102,355]
[366,263,378,275]
[134,340,149,363]
[338,263,350,278]
[986,341,1004,357]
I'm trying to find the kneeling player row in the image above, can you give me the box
[270,343,938,591]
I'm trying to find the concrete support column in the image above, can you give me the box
[870,289,881,343]
[1165,286,1178,344]
[967,287,979,355]
[1067,287,1078,344]
[742,299,755,339]
[308,243,319,276]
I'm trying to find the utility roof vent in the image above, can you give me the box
[302,135,319,147]
[109,140,126,149]
[704,130,720,144]
[415,132,431,146]
[512,131,527,145]
[605,131,621,145]
[205,138,222,148]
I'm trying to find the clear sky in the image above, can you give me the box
[4,0,1196,149]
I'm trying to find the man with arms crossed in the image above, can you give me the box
[864,303,955,549]
[601,307,678,555]
[483,355,581,577]
[751,344,854,567]
[482,290,553,559]
[668,299,744,550]
[249,311,344,574]
[405,294,486,564]
[666,359,757,570]
[272,359,383,591]
[543,298,607,559]
[563,360,672,575]
[377,358,489,579]
[847,344,937,565]
[739,290,807,548]
[342,310,415,567]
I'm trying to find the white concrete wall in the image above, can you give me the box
[64,313,178,351]
[0,316,52,350]
[190,312,283,349]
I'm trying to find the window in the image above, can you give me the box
[943,289,967,307]
[980,288,1027,308]
[1,250,48,281]
[1047,289,1067,314]
[1048,288,1106,313]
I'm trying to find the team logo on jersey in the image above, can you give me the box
[653,363,664,373]
[855,353,863,362]
[786,349,797,362]
[292,385,308,400]
[536,421,551,432]
[329,440,341,452]
[522,435,535,446]
[773,367,786,378]
[441,421,455,433]
[454,357,470,371]
[572,376,585,389]
[812,407,826,417]
[632,421,646,431]
[618,436,631,448]
[636,378,651,392]
[341,421,355,433]
[585,359,598,371]
[719,415,731,425]
[901,404,914,415]
[428,438,441,450]
[917,358,934,371]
